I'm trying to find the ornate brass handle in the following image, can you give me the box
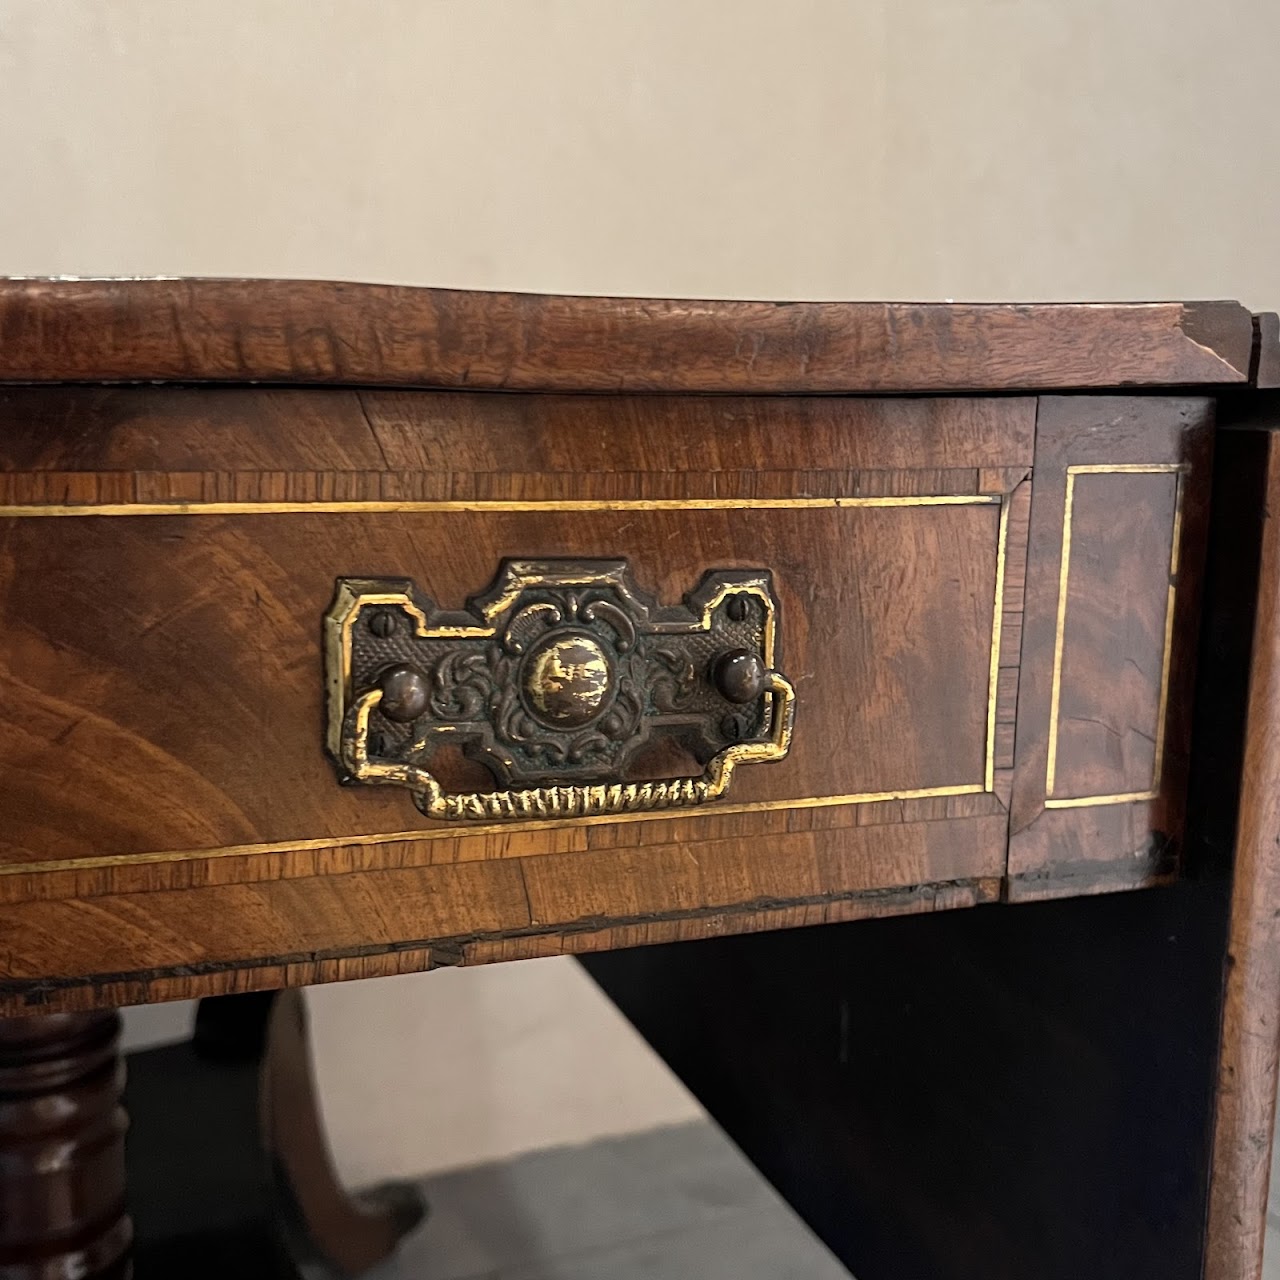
[325,560,795,821]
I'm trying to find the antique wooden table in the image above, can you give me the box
[1,281,1279,1279]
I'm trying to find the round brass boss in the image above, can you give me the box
[523,633,613,728]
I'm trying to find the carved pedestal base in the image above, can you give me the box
[0,1011,132,1280]
[126,990,424,1279]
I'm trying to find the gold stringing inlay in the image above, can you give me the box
[0,784,990,879]
[984,496,1011,793]
[0,495,1000,518]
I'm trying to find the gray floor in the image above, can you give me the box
[366,1101,1280,1279]
[366,1121,851,1280]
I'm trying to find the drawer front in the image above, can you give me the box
[0,386,1210,1008]
[0,389,1029,1005]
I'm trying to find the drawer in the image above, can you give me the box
[0,384,1210,1006]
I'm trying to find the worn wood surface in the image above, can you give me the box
[0,385,1035,479]
[1204,429,1280,1280]
[1008,397,1213,899]
[0,794,1008,1014]
[7,882,996,1012]
[0,1009,132,1278]
[0,279,1259,392]
[0,376,1234,1012]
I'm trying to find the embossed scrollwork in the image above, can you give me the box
[325,561,794,821]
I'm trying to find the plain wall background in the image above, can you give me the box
[4,0,1279,1182]
[4,0,1279,305]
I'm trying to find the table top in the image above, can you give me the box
[0,278,1275,393]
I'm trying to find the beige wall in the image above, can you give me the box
[7,0,1280,1179]
[3,0,1278,306]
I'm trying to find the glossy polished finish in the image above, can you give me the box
[377,665,430,724]
[0,288,1243,998]
[713,649,767,705]
[0,1011,130,1280]
[1,397,1023,997]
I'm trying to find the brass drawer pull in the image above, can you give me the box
[325,560,795,821]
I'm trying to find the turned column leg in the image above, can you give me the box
[0,1010,132,1280]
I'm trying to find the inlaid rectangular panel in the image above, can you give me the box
[0,501,1012,865]
[1009,397,1213,899]
[1046,465,1183,806]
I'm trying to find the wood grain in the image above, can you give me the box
[0,816,1006,1014]
[1008,397,1213,899]
[0,391,1027,876]
[1049,469,1180,799]
[0,883,1002,1015]
[0,279,1258,392]
[0,387,1036,477]
[1,883,1003,1016]
[0,504,1008,861]
[1204,431,1280,1280]
[992,481,1031,809]
[4,281,1280,1275]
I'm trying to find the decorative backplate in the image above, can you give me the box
[325,560,794,821]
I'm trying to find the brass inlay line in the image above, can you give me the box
[1043,474,1079,798]
[1045,790,1157,810]
[1061,463,1185,476]
[0,783,990,879]
[1044,463,1185,808]
[0,495,1001,518]
[1153,481,1185,793]
[984,495,1012,793]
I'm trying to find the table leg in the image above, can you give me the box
[126,989,425,1278]
[1204,428,1280,1280]
[255,989,428,1277]
[0,1009,132,1280]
